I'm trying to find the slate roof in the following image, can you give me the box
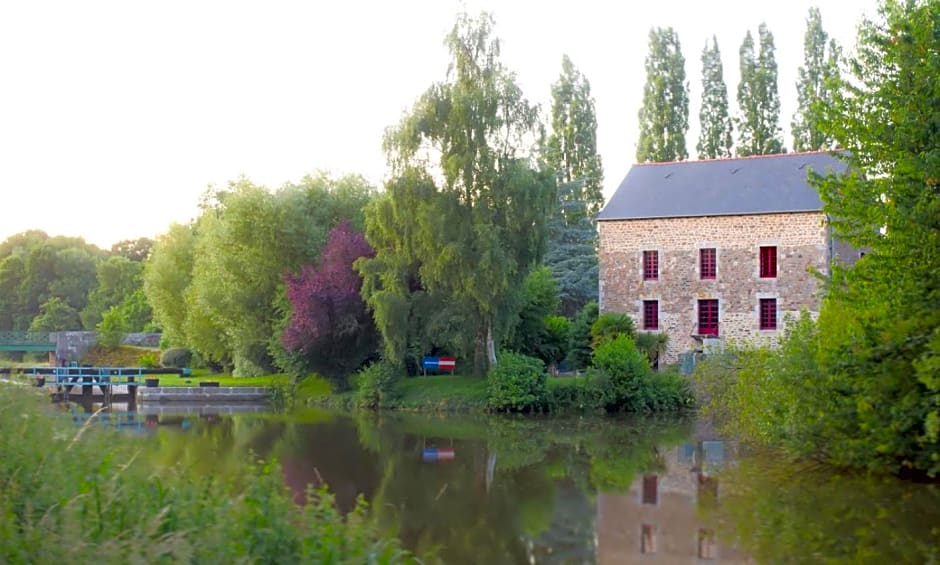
[597,151,848,221]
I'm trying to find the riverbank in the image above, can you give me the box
[0,384,415,564]
[304,369,694,416]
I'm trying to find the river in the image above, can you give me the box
[68,402,940,564]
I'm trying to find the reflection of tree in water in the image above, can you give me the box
[146,414,279,475]
[353,412,691,564]
[275,418,384,512]
[706,454,940,564]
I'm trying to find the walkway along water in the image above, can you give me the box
[2,367,270,405]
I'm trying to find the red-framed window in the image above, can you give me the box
[698,299,719,336]
[759,246,777,278]
[760,298,777,330]
[700,248,716,279]
[643,250,659,280]
[643,300,659,330]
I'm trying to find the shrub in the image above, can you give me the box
[592,335,650,410]
[566,301,597,370]
[644,367,694,412]
[590,312,636,347]
[486,352,546,412]
[635,332,669,366]
[160,347,193,368]
[591,335,689,413]
[138,351,159,368]
[542,369,614,413]
[356,362,402,409]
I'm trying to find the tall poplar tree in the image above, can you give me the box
[544,56,603,316]
[792,7,841,152]
[361,13,555,376]
[697,36,733,159]
[736,24,785,156]
[546,55,604,219]
[636,27,689,162]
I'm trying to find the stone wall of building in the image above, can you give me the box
[598,212,829,364]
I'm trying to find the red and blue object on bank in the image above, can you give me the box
[422,448,456,462]
[421,356,456,374]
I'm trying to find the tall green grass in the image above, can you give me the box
[0,385,415,564]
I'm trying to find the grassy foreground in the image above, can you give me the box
[0,384,414,564]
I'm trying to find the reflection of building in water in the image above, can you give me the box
[596,440,749,564]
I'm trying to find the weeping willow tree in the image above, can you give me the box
[358,13,555,376]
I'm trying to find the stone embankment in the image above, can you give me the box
[139,386,269,402]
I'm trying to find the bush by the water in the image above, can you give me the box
[0,386,414,564]
[486,352,546,412]
[542,369,613,413]
[356,361,401,409]
[693,310,940,477]
[160,347,193,368]
[592,335,692,413]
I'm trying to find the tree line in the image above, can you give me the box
[0,231,153,344]
[136,13,606,380]
[638,7,841,162]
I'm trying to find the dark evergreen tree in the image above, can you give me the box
[636,27,689,162]
[544,181,598,317]
[697,36,733,159]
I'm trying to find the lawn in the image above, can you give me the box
[392,374,488,411]
[150,372,293,388]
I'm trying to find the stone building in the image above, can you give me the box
[597,151,850,365]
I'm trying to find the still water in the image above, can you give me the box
[69,403,940,564]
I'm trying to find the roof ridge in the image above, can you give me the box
[633,149,841,167]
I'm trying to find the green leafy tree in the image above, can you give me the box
[29,297,81,331]
[636,27,689,163]
[791,7,841,152]
[810,0,940,476]
[506,266,560,357]
[736,24,785,156]
[541,315,571,372]
[183,177,374,375]
[81,256,144,329]
[566,301,597,370]
[143,173,374,374]
[697,36,733,158]
[97,289,153,348]
[143,223,195,348]
[367,12,555,376]
[356,171,465,370]
[545,55,604,219]
[110,237,154,262]
[0,232,103,330]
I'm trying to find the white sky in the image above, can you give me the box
[0,0,878,249]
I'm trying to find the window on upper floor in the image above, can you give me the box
[760,298,777,330]
[760,246,777,278]
[643,300,659,330]
[698,299,719,336]
[643,250,659,280]
[700,248,716,279]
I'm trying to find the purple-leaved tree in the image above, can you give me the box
[283,222,378,381]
